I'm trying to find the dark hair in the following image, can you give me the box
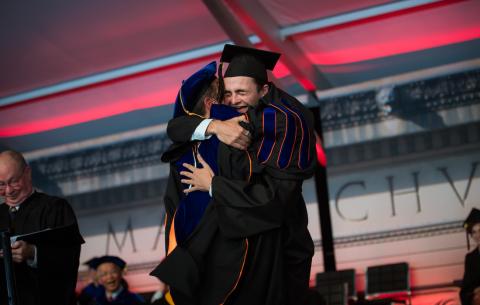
[191,78,219,116]
[467,222,480,234]
[253,78,268,93]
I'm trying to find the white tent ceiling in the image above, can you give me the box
[0,0,479,153]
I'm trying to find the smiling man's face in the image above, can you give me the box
[97,262,122,293]
[0,153,32,207]
[223,76,268,113]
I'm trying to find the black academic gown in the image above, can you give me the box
[152,84,315,305]
[0,192,84,305]
[460,247,480,305]
[157,106,260,304]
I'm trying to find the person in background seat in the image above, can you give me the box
[92,256,145,305]
[460,208,480,305]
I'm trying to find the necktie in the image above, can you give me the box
[9,206,17,221]
[8,207,17,233]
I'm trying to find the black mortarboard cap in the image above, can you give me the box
[173,61,217,118]
[96,255,127,270]
[464,208,480,250]
[83,257,101,269]
[221,44,281,84]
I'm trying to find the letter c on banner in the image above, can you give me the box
[335,181,368,222]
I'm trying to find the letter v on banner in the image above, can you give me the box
[438,162,479,207]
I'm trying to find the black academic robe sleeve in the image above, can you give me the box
[211,172,286,238]
[162,115,206,163]
[460,248,480,305]
[166,115,204,143]
[35,197,82,305]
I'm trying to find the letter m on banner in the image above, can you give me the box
[106,217,137,254]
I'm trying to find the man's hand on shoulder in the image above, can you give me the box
[181,153,214,194]
[206,116,251,150]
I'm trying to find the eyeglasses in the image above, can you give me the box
[0,166,26,191]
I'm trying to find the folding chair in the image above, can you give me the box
[315,269,356,305]
[365,262,411,305]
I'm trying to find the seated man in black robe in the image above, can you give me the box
[152,45,316,305]
[0,150,84,305]
[91,256,145,305]
[461,208,480,305]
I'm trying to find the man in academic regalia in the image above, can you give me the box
[153,61,253,304]
[460,208,480,305]
[91,256,145,305]
[152,45,316,305]
[0,150,84,305]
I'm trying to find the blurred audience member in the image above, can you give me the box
[460,208,480,305]
[89,256,145,305]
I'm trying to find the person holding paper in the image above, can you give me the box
[0,150,84,305]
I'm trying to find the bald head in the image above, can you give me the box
[0,150,27,170]
[0,150,32,207]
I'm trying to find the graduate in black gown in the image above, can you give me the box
[461,208,480,305]
[152,61,250,304]
[0,150,84,305]
[152,45,316,305]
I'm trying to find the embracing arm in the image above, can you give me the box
[179,151,284,238]
[167,115,251,150]
[167,115,205,143]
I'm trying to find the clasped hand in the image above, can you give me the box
[180,153,214,194]
[207,116,251,150]
[0,240,35,263]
